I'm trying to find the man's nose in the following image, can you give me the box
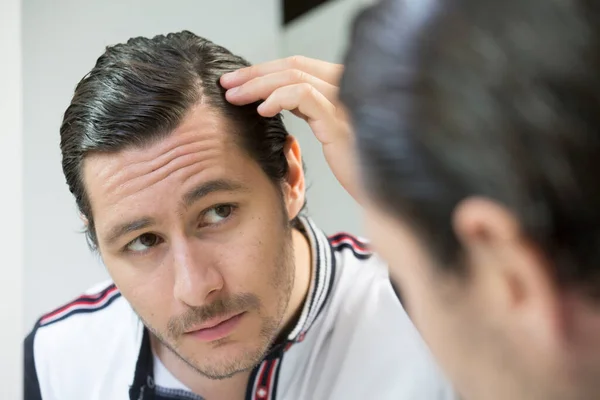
[172,238,224,307]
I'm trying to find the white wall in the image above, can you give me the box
[280,0,371,236]
[23,0,282,331]
[0,0,23,396]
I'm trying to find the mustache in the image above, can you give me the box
[167,292,261,336]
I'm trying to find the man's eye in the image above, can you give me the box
[126,233,161,252]
[202,204,234,226]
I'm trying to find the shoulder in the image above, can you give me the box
[328,232,373,261]
[328,231,390,292]
[24,280,140,399]
[37,280,122,328]
[326,231,399,326]
[31,280,128,343]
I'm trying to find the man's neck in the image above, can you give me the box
[152,227,313,400]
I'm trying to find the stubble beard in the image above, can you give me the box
[145,221,296,380]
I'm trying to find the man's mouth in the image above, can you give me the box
[185,312,246,342]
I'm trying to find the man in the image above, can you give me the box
[222,0,600,399]
[23,31,454,400]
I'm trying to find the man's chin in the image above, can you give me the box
[178,340,269,380]
[196,361,256,380]
[185,356,262,380]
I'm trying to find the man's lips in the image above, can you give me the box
[184,312,246,342]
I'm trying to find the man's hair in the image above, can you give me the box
[340,0,600,299]
[60,31,303,249]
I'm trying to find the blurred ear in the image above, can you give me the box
[79,212,89,227]
[452,197,565,349]
[281,135,305,221]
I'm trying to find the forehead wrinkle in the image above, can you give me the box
[87,104,243,215]
[103,138,224,194]
[92,130,200,182]
[107,146,225,204]
[96,103,228,185]
[102,136,201,181]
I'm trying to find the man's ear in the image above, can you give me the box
[282,135,305,221]
[79,212,89,227]
[452,197,565,350]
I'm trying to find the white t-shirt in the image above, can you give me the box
[154,354,192,392]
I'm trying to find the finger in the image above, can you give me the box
[258,84,358,200]
[257,83,341,145]
[220,55,343,89]
[225,69,338,106]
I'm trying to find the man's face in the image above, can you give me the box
[362,201,554,400]
[83,104,296,379]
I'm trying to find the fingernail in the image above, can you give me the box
[221,72,235,84]
[226,87,239,97]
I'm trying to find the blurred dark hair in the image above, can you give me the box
[60,31,304,249]
[340,0,600,299]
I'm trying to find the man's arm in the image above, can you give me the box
[24,322,43,400]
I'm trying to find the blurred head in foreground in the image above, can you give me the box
[340,0,600,399]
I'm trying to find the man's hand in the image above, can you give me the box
[220,56,362,203]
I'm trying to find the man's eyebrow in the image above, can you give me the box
[104,217,155,247]
[103,180,247,247]
[182,179,249,207]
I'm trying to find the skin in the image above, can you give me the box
[82,104,311,399]
[222,56,600,400]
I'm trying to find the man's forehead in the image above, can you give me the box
[84,104,241,178]
[82,104,255,213]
